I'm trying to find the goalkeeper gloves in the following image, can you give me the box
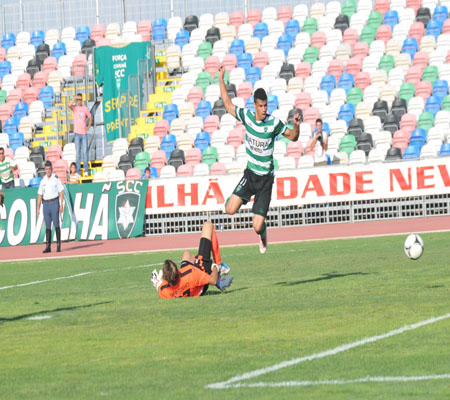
[151,269,163,290]
[216,275,233,292]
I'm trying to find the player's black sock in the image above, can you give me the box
[259,222,267,238]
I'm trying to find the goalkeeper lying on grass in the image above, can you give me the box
[151,221,233,298]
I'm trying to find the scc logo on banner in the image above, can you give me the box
[0,180,148,247]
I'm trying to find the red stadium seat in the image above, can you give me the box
[91,24,105,41]
[343,28,358,49]
[203,115,220,133]
[230,11,245,30]
[32,71,49,91]
[375,0,390,16]
[354,72,371,90]
[287,140,303,163]
[311,31,326,50]
[295,62,311,79]
[443,19,450,34]
[72,54,87,77]
[176,163,193,177]
[400,113,417,134]
[16,73,31,91]
[278,6,293,25]
[205,55,220,77]
[0,103,13,123]
[246,8,262,28]
[346,57,363,75]
[126,168,142,180]
[252,51,268,70]
[222,54,237,71]
[53,159,68,183]
[226,128,244,151]
[406,0,422,12]
[185,148,202,166]
[187,86,204,108]
[0,47,5,62]
[353,42,369,60]
[295,92,312,111]
[413,51,429,70]
[393,129,411,153]
[415,81,432,99]
[209,162,227,175]
[137,20,152,41]
[153,120,170,139]
[150,150,167,173]
[7,89,23,107]
[303,107,320,129]
[42,57,58,73]
[237,82,253,102]
[406,66,423,84]
[328,59,344,81]
[409,22,425,44]
[376,24,392,44]
[23,87,39,106]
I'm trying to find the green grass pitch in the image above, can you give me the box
[1,232,449,399]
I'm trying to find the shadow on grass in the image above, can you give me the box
[205,287,250,296]
[65,243,104,251]
[0,301,113,324]
[276,272,373,287]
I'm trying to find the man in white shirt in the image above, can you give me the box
[37,161,64,253]
[309,118,328,160]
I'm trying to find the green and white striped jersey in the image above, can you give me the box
[0,160,13,183]
[235,106,288,176]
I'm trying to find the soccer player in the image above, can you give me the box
[218,65,301,253]
[151,221,233,298]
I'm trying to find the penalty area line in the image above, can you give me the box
[220,374,450,388]
[206,312,450,390]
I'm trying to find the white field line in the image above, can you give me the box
[28,315,52,321]
[221,374,450,388]
[0,262,163,291]
[206,312,450,389]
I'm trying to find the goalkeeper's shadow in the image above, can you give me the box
[205,287,249,296]
[276,271,374,287]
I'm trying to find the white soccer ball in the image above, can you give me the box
[404,234,424,260]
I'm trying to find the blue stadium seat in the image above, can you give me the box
[409,128,427,149]
[285,19,300,41]
[0,60,11,79]
[196,100,212,121]
[245,96,255,112]
[229,39,245,56]
[28,176,42,187]
[152,18,167,41]
[39,86,55,108]
[1,33,15,52]
[30,30,44,50]
[267,94,278,114]
[3,117,18,135]
[51,42,66,61]
[277,34,292,56]
[402,37,418,59]
[432,80,449,101]
[383,10,399,29]
[338,103,355,125]
[160,134,177,158]
[76,26,91,45]
[320,74,336,96]
[175,30,190,49]
[245,66,261,86]
[425,95,441,116]
[194,131,211,153]
[439,142,450,156]
[237,52,253,71]
[338,72,354,93]
[13,102,29,126]
[9,132,24,152]
[163,104,178,125]
[433,5,449,25]
[253,22,269,41]
[426,19,442,38]
[402,145,420,160]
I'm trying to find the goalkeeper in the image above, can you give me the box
[151,221,233,298]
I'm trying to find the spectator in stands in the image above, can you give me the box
[144,167,151,179]
[68,162,81,184]
[218,65,300,254]
[0,147,17,189]
[309,118,328,159]
[37,161,64,253]
[151,221,232,298]
[70,93,92,177]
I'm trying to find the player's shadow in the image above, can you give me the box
[276,271,373,287]
[0,301,113,324]
[206,287,249,296]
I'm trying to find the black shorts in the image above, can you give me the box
[232,168,274,218]
[180,237,212,296]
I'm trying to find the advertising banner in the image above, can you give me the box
[145,159,450,214]
[94,42,152,142]
[0,180,148,246]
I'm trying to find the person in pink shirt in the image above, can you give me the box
[70,93,92,176]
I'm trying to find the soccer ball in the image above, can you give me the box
[404,234,424,260]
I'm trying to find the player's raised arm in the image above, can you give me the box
[218,65,236,118]
[283,112,301,142]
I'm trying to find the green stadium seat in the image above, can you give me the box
[422,65,439,83]
[302,18,318,36]
[342,0,357,18]
[441,94,450,111]
[399,82,415,105]
[367,11,383,29]
[213,69,229,85]
[347,87,363,106]
[197,42,212,61]
[360,25,376,45]
[339,134,356,156]
[134,151,151,172]
[196,71,212,92]
[378,54,395,73]
[201,146,218,167]
[0,89,6,105]
[417,112,434,133]
[303,46,319,65]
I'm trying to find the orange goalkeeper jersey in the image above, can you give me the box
[158,264,210,299]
